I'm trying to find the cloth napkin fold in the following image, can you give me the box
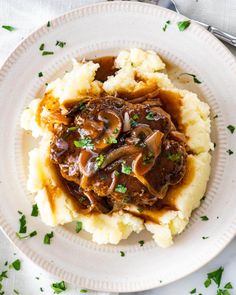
[0,0,235,294]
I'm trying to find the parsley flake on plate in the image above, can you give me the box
[80,290,88,293]
[202,236,209,240]
[138,240,145,247]
[120,251,125,257]
[180,73,202,84]
[207,266,224,287]
[42,51,54,56]
[39,43,45,51]
[47,21,51,27]
[2,25,15,31]
[224,282,233,289]
[227,125,235,134]
[226,149,234,155]
[189,288,196,294]
[38,72,43,78]
[16,230,37,240]
[200,215,209,221]
[55,40,66,48]
[18,213,27,234]
[204,278,211,288]
[13,289,19,294]
[10,259,21,271]
[44,231,54,244]
[31,204,39,216]
[115,184,127,194]
[51,281,66,294]
[76,221,83,233]
[177,20,191,31]
[162,20,171,31]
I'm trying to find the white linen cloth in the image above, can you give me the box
[0,1,235,294]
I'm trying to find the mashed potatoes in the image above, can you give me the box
[21,48,212,247]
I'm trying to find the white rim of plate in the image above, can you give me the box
[0,1,236,292]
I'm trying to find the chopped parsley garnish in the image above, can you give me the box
[224,282,233,289]
[138,240,145,247]
[227,125,235,134]
[121,164,132,175]
[190,288,196,294]
[120,251,125,257]
[226,149,234,155]
[202,236,209,240]
[79,102,86,111]
[167,153,181,162]
[132,114,139,120]
[145,112,155,120]
[80,290,88,293]
[51,281,66,294]
[2,25,15,31]
[74,137,94,150]
[177,20,191,31]
[4,261,8,266]
[206,266,224,287]
[106,136,118,144]
[217,289,230,295]
[200,215,209,221]
[162,20,171,31]
[96,154,105,168]
[137,207,144,213]
[113,128,119,134]
[130,118,138,127]
[115,184,127,194]
[19,214,27,234]
[10,259,21,271]
[40,287,44,292]
[13,289,19,294]
[16,230,37,240]
[180,73,202,84]
[143,152,154,164]
[39,43,45,51]
[204,278,211,288]
[55,41,66,48]
[114,170,120,176]
[38,72,43,77]
[44,231,54,244]
[31,204,39,217]
[47,21,51,27]
[79,196,86,203]
[68,126,78,131]
[76,221,83,233]
[42,51,54,56]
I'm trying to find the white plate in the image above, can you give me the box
[0,2,236,292]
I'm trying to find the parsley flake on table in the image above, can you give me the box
[31,204,39,216]
[206,266,224,287]
[74,137,94,150]
[2,25,15,31]
[227,125,235,134]
[115,184,127,193]
[189,288,196,294]
[202,236,209,240]
[120,251,125,257]
[80,290,88,293]
[138,240,145,247]
[224,282,233,289]
[179,73,202,84]
[121,164,132,175]
[51,281,66,294]
[226,149,234,155]
[44,231,54,244]
[38,72,43,78]
[40,287,44,292]
[42,51,54,56]
[56,40,66,48]
[10,259,21,271]
[162,20,171,31]
[177,20,191,31]
[200,215,209,221]
[18,213,27,234]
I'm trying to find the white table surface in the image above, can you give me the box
[0,1,235,294]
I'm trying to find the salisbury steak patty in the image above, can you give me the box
[50,96,187,213]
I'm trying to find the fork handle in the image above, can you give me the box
[194,20,236,47]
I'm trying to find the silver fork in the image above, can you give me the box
[140,0,236,47]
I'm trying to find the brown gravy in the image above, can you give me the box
[94,56,116,82]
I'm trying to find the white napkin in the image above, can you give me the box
[0,1,235,294]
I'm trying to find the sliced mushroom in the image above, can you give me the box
[94,110,122,150]
[129,89,160,104]
[131,124,152,139]
[78,150,98,177]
